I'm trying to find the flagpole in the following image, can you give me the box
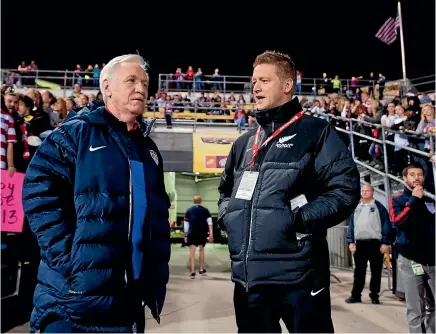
[397,1,407,93]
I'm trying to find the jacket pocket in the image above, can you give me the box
[224,210,244,256]
[253,207,301,254]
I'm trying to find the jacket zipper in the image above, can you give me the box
[244,133,274,292]
[125,158,133,284]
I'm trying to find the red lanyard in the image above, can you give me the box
[249,110,304,166]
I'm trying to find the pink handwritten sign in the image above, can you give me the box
[1,170,25,233]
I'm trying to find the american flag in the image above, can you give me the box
[375,12,400,45]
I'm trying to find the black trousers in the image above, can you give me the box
[352,239,383,300]
[233,281,334,333]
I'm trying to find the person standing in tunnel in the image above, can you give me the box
[184,196,214,278]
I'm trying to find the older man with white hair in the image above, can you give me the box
[22,54,171,333]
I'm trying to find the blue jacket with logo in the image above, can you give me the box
[22,105,171,333]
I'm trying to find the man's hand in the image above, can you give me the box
[184,237,187,244]
[349,243,356,253]
[412,185,424,199]
[8,166,16,177]
[380,244,390,254]
[208,235,214,243]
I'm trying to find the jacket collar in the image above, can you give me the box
[255,97,302,128]
[88,105,155,137]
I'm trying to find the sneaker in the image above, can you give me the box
[190,272,196,279]
[371,298,380,304]
[345,296,362,303]
[199,269,207,275]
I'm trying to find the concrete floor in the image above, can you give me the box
[5,244,409,333]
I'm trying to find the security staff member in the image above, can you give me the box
[346,184,391,304]
[218,50,360,333]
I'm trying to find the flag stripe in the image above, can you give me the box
[376,11,400,45]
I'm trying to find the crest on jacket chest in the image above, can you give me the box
[149,149,159,165]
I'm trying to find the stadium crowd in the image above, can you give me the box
[1,67,435,193]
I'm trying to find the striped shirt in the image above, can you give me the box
[1,110,17,169]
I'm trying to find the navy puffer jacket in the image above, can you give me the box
[22,105,170,333]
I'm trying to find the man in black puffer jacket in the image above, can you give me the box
[218,51,360,333]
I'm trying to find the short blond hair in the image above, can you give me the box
[253,50,297,87]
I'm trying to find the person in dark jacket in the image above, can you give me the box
[345,184,391,304]
[217,50,361,333]
[389,163,435,333]
[22,54,171,333]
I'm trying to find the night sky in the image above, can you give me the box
[2,0,434,94]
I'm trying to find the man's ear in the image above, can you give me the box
[103,79,111,99]
[284,78,294,94]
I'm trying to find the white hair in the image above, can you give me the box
[99,54,148,103]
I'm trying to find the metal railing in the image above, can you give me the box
[158,73,435,99]
[1,69,100,92]
[317,112,435,201]
[3,68,434,101]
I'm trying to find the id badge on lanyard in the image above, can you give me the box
[235,111,304,201]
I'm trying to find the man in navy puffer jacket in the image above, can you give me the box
[22,54,171,333]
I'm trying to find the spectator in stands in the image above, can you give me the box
[26,88,44,111]
[185,66,195,90]
[419,92,432,104]
[295,71,302,95]
[331,75,341,93]
[194,68,203,91]
[233,107,246,131]
[17,95,50,156]
[1,95,16,176]
[320,72,331,94]
[212,68,222,91]
[147,95,156,111]
[346,184,391,304]
[65,97,76,112]
[93,64,100,87]
[390,163,435,333]
[22,54,170,333]
[381,102,398,173]
[79,93,89,107]
[74,64,83,86]
[3,89,26,172]
[164,96,173,129]
[41,90,60,127]
[51,97,68,125]
[391,105,410,175]
[378,73,386,100]
[96,90,103,101]
[70,83,82,99]
[175,67,183,90]
[368,72,376,97]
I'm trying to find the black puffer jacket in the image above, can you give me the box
[218,98,360,289]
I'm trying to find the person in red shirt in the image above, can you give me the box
[186,66,195,90]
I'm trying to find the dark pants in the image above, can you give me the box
[165,114,172,127]
[352,239,383,300]
[233,281,334,333]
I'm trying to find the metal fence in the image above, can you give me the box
[327,225,352,271]
[3,68,434,100]
[158,73,436,98]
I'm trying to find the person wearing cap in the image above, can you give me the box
[218,50,360,333]
[22,54,171,333]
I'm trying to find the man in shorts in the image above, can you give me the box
[184,196,214,278]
